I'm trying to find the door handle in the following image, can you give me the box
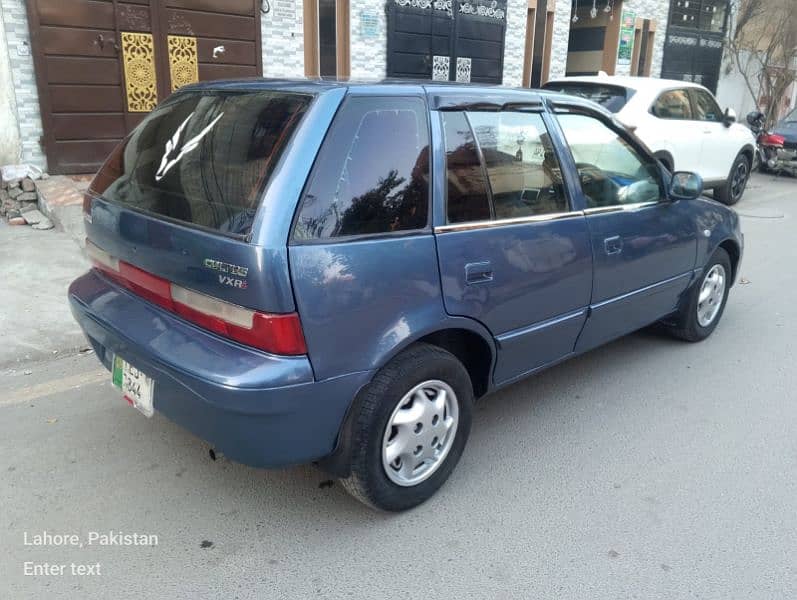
[212,45,226,59]
[465,261,493,284]
[604,236,623,255]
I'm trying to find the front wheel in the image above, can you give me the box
[666,248,732,342]
[715,154,751,205]
[340,344,473,511]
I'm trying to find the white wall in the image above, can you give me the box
[716,51,759,119]
[0,6,21,165]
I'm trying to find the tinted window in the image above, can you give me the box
[558,113,662,208]
[543,82,632,113]
[441,112,491,224]
[652,89,693,120]
[468,111,568,219]
[90,91,310,236]
[690,88,722,122]
[294,97,430,239]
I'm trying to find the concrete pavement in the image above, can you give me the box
[0,220,89,369]
[1,173,795,599]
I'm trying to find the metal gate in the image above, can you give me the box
[386,0,507,84]
[26,0,262,174]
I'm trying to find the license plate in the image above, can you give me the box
[112,355,155,417]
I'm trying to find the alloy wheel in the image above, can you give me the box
[697,264,726,327]
[730,160,749,201]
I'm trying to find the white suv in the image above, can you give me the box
[543,76,757,205]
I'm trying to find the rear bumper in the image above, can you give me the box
[68,270,372,468]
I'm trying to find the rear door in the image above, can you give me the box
[648,88,703,173]
[688,87,735,181]
[433,108,592,385]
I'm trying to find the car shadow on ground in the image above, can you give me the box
[124,326,688,521]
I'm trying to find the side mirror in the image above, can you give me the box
[669,171,703,200]
[723,107,737,127]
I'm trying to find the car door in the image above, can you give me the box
[433,108,593,385]
[688,87,736,182]
[553,109,698,352]
[648,88,703,174]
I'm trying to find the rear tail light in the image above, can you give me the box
[761,133,786,147]
[85,240,306,355]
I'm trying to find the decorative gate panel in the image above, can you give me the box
[121,32,158,112]
[387,0,507,84]
[167,35,200,91]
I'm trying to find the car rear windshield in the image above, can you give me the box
[89,90,311,237]
[543,83,632,113]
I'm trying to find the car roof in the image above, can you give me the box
[545,75,708,93]
[174,76,586,109]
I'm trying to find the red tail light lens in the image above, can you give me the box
[761,133,786,147]
[85,241,307,356]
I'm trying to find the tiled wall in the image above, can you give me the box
[349,0,388,79]
[502,0,527,87]
[615,0,668,78]
[261,0,306,78]
[548,1,574,80]
[1,0,46,170]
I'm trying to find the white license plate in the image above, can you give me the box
[112,355,155,417]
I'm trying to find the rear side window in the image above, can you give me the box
[543,83,632,113]
[467,111,568,219]
[441,112,492,224]
[293,97,430,240]
[652,89,693,120]
[90,91,310,237]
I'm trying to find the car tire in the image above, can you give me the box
[340,343,473,511]
[666,248,732,342]
[715,154,751,205]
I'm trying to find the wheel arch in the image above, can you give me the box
[718,238,741,284]
[738,144,755,168]
[317,323,496,478]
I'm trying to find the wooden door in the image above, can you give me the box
[158,0,262,91]
[26,0,262,174]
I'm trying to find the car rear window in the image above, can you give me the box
[89,90,311,237]
[543,82,632,113]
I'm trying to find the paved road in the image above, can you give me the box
[2,174,795,599]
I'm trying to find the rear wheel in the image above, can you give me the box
[340,344,473,511]
[666,248,731,342]
[715,154,751,205]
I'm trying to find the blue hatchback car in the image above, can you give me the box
[69,80,743,511]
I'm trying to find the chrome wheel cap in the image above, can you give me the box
[382,380,459,487]
[697,264,726,327]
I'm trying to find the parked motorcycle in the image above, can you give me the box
[746,111,796,175]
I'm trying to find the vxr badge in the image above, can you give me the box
[203,258,249,289]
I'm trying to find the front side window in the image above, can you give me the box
[294,97,430,240]
[557,113,662,208]
[690,88,722,122]
[652,89,693,120]
[467,111,568,219]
